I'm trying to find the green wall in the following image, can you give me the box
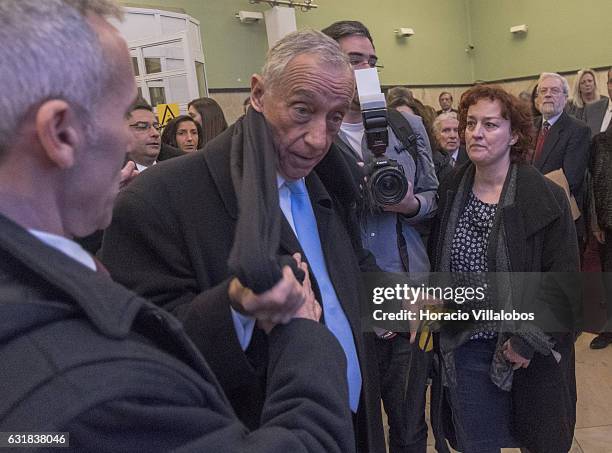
[468,0,611,82]
[122,0,473,89]
[121,0,611,89]
[297,0,473,86]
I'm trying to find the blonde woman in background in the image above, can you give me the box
[566,68,607,120]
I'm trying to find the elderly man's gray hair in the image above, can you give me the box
[433,112,458,135]
[0,0,123,156]
[537,72,570,96]
[261,29,352,92]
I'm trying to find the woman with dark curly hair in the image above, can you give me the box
[160,115,202,154]
[429,85,580,453]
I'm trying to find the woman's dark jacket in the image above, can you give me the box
[429,162,581,453]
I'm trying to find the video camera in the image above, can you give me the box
[355,68,408,207]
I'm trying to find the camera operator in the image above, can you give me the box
[323,20,438,453]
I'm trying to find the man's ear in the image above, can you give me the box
[250,74,265,113]
[35,100,80,169]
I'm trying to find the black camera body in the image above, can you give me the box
[362,105,408,208]
[364,157,408,207]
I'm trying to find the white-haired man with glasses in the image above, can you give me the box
[534,72,590,252]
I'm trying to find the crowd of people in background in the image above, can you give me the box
[1,1,610,452]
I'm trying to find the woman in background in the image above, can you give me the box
[188,97,228,147]
[159,115,202,160]
[567,68,606,120]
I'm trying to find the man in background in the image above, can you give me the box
[533,72,590,250]
[126,99,162,170]
[437,91,457,115]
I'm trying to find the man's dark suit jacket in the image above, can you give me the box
[99,129,385,452]
[533,112,590,235]
[583,97,609,138]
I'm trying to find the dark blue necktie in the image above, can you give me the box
[287,179,362,412]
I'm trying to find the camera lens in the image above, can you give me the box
[379,174,400,195]
[370,165,408,206]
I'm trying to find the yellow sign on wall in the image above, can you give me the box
[157,103,179,127]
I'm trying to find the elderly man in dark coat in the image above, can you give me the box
[101,29,385,452]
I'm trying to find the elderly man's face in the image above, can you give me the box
[436,118,460,153]
[64,15,136,235]
[254,53,354,181]
[536,77,567,119]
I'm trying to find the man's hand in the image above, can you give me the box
[383,180,419,216]
[229,253,320,334]
[502,339,531,370]
[594,230,606,244]
[290,259,322,321]
[120,161,139,189]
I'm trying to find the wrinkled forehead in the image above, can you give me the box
[441,118,459,128]
[275,54,354,102]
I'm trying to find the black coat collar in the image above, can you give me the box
[0,214,143,339]
[435,163,564,272]
[442,163,563,238]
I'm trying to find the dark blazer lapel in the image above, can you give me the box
[203,142,239,220]
[535,116,565,169]
[304,172,360,325]
[278,216,303,257]
[456,145,469,165]
[306,176,333,272]
[501,204,526,271]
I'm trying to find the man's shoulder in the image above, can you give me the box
[120,148,221,210]
[560,111,589,133]
[0,304,212,429]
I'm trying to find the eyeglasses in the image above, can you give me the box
[129,121,162,132]
[537,87,564,96]
[348,52,383,69]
